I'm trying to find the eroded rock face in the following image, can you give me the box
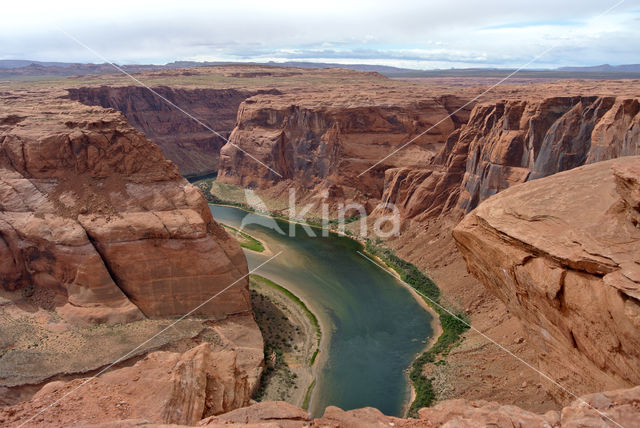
[216,92,638,225]
[381,97,640,223]
[0,91,250,324]
[67,86,273,177]
[453,157,640,401]
[217,92,470,200]
[0,343,253,427]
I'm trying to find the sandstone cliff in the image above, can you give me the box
[381,96,640,223]
[0,90,251,324]
[217,91,470,200]
[213,89,638,226]
[0,343,254,427]
[67,86,277,177]
[453,157,640,402]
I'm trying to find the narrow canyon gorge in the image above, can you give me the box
[1,66,639,427]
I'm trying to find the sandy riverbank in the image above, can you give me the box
[249,275,324,409]
[212,201,442,414]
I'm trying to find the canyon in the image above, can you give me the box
[67,86,282,177]
[0,66,639,426]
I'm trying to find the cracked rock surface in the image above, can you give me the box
[453,157,640,402]
[0,89,251,324]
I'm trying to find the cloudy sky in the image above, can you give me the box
[2,0,639,69]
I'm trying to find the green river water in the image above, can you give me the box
[210,205,434,417]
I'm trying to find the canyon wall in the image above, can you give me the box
[217,92,470,199]
[453,157,640,401]
[214,93,638,223]
[67,86,275,177]
[382,96,640,222]
[0,91,251,324]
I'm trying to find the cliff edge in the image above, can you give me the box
[0,89,251,324]
[453,156,640,401]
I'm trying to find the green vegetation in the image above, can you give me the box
[254,340,296,401]
[195,179,248,207]
[302,379,316,411]
[309,348,320,366]
[221,223,265,252]
[250,275,322,407]
[364,241,470,417]
[251,274,322,357]
[195,177,363,233]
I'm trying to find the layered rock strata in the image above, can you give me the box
[382,96,640,222]
[0,91,251,324]
[67,86,277,177]
[453,157,640,401]
[217,92,470,199]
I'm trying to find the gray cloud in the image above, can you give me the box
[1,1,638,68]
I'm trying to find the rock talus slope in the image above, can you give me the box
[0,90,251,323]
[453,157,640,401]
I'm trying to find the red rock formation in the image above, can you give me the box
[453,157,640,401]
[382,96,640,223]
[217,92,470,200]
[5,378,639,427]
[0,91,250,324]
[0,343,253,427]
[67,86,275,177]
[213,89,638,227]
[200,401,310,427]
[211,386,638,427]
[215,387,636,427]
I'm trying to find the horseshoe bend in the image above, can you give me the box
[1,61,640,426]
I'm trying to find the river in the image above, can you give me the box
[210,205,434,417]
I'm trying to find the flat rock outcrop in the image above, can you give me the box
[453,157,640,401]
[200,401,310,427]
[0,90,250,324]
